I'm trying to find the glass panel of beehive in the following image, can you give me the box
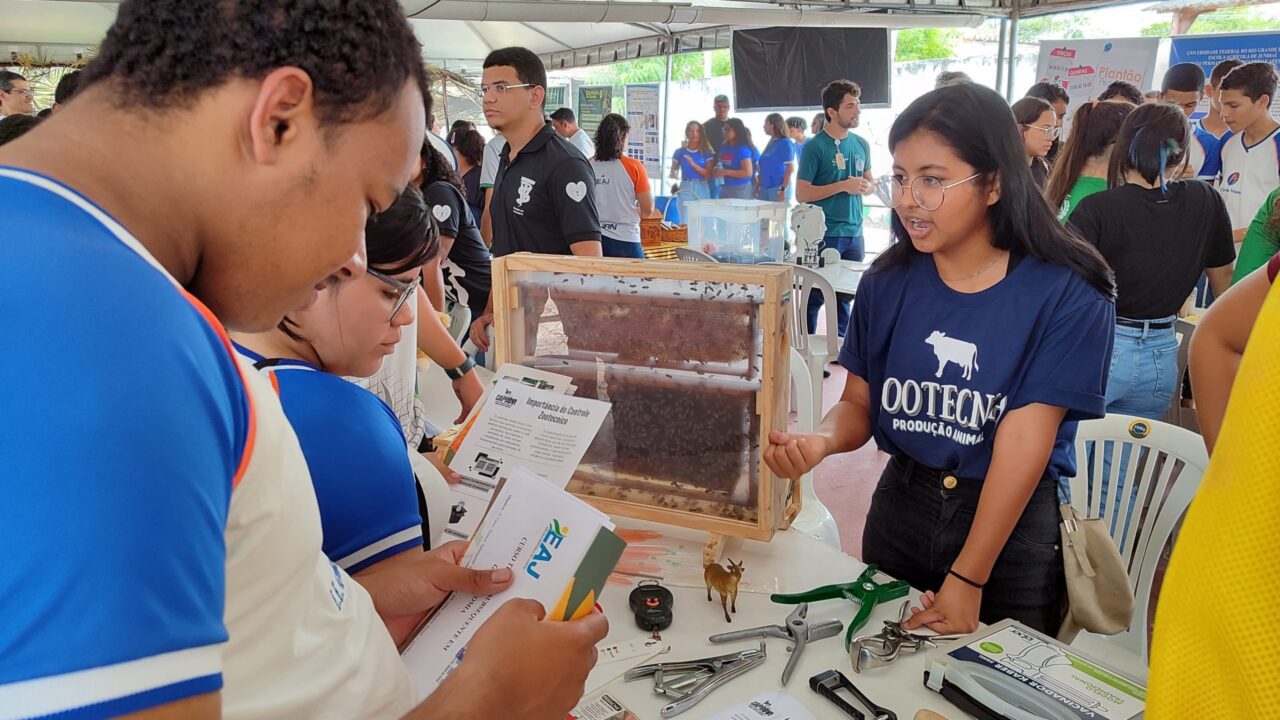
[509,270,766,524]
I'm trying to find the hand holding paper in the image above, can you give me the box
[418,598,609,720]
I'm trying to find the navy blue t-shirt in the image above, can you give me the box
[839,252,1114,481]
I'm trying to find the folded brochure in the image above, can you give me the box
[402,468,626,699]
[440,373,609,541]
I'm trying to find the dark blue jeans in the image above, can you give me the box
[805,234,863,335]
[862,455,1065,635]
[601,236,645,259]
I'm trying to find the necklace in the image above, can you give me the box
[939,252,1006,283]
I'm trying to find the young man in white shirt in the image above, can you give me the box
[1216,62,1280,242]
[1200,59,1242,141]
[0,2,607,718]
[550,106,595,159]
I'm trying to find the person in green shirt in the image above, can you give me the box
[796,78,874,336]
[1234,188,1280,284]
[1044,99,1135,222]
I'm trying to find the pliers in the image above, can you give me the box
[708,602,843,685]
[624,643,767,718]
[769,564,910,647]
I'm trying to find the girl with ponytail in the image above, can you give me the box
[1044,100,1135,220]
[1069,102,1236,419]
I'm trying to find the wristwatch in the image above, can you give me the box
[444,354,477,380]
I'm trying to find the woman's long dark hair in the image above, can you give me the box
[420,137,464,195]
[724,117,757,154]
[1106,102,1190,191]
[370,183,440,275]
[877,83,1115,298]
[1044,100,1135,210]
[451,128,485,168]
[594,113,629,162]
[762,113,786,156]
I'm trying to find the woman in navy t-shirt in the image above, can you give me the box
[715,118,757,200]
[765,83,1116,635]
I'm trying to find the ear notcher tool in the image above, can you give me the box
[624,643,767,718]
[707,603,843,685]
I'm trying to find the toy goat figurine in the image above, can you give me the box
[704,558,745,623]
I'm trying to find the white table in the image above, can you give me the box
[809,260,868,296]
[596,519,960,720]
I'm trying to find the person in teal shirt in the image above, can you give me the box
[797,79,874,334]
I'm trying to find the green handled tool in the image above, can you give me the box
[769,565,910,648]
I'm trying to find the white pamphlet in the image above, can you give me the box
[402,469,621,699]
[704,691,819,720]
[441,377,609,540]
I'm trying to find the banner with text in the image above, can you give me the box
[577,85,613,137]
[624,83,662,177]
[1036,37,1161,136]
[1169,32,1280,120]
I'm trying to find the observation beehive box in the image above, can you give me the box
[492,254,794,542]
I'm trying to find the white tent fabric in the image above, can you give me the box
[2,0,1050,70]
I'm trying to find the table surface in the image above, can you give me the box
[595,519,962,720]
[808,260,867,296]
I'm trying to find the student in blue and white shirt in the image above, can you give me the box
[1159,63,1224,179]
[766,83,1116,636]
[0,3,607,718]
[234,185,435,580]
[1216,62,1280,241]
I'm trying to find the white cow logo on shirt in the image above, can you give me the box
[925,331,979,381]
[516,177,536,207]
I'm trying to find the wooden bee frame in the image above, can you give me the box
[492,254,794,543]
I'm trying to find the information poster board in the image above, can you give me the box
[1169,32,1280,120]
[545,85,567,109]
[1036,37,1161,136]
[577,85,613,137]
[624,83,662,177]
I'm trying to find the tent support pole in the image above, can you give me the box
[1006,1,1020,101]
[995,18,1007,98]
[662,50,673,194]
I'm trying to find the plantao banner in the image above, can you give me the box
[1169,31,1280,120]
[1036,37,1161,136]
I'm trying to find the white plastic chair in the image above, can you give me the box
[763,262,838,428]
[785,346,840,549]
[675,247,717,263]
[1061,414,1209,673]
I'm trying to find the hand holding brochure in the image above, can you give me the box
[402,468,626,699]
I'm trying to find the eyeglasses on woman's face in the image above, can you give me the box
[366,269,421,322]
[876,173,983,212]
[1021,123,1061,139]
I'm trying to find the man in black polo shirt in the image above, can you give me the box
[703,94,730,199]
[469,46,602,351]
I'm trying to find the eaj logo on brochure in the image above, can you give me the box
[525,519,569,579]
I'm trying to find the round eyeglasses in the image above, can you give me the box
[367,269,421,322]
[874,173,983,212]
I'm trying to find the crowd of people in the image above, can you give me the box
[3,0,1280,716]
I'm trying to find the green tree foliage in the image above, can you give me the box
[584,49,731,86]
[1017,14,1091,43]
[895,28,959,62]
[1142,8,1280,37]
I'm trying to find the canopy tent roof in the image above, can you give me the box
[1,0,1161,72]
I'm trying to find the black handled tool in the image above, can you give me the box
[629,580,674,640]
[810,669,897,720]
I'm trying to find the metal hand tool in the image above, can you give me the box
[623,642,767,718]
[810,668,898,720]
[849,601,961,673]
[708,602,842,685]
[770,564,910,645]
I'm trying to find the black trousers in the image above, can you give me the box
[862,455,1065,634]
